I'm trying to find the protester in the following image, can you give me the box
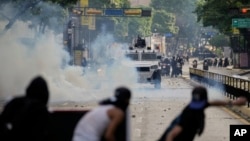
[186,55,189,63]
[203,59,209,71]
[223,57,229,67]
[192,59,198,68]
[158,86,247,141]
[218,58,223,67]
[176,57,183,76]
[171,56,177,77]
[82,57,88,67]
[0,76,50,141]
[213,58,218,67]
[72,87,131,141]
[163,58,171,76]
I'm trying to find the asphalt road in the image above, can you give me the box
[0,60,249,141]
[129,62,250,141]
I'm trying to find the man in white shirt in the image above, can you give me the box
[72,87,131,141]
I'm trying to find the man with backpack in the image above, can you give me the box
[0,76,50,141]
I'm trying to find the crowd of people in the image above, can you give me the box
[0,76,248,141]
[193,57,232,70]
[204,57,231,68]
[159,56,186,77]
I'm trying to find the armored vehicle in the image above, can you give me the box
[124,36,162,88]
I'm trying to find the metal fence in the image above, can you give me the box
[189,68,250,107]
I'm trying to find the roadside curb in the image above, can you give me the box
[229,106,250,123]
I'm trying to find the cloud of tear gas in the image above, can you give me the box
[0,21,137,104]
[189,75,226,100]
[85,26,138,90]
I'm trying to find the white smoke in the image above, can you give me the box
[89,28,138,89]
[0,20,137,104]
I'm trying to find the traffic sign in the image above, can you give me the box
[85,8,103,16]
[105,9,123,16]
[124,9,141,16]
[73,7,152,17]
[141,10,151,17]
[232,18,250,28]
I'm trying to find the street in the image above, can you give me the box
[0,59,249,141]
[1,1,250,141]
[128,62,248,141]
[44,61,250,141]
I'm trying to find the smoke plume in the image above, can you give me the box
[0,4,137,105]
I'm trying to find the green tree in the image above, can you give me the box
[90,0,130,8]
[0,0,78,31]
[88,0,133,42]
[209,34,230,48]
[151,10,177,34]
[127,17,152,37]
[194,0,250,35]
[194,0,250,55]
[151,0,201,49]
[88,1,152,43]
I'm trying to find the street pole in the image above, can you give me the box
[88,29,91,59]
[149,33,151,48]
[72,23,75,65]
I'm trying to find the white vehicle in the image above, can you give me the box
[124,49,162,88]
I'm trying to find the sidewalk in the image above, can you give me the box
[188,58,250,79]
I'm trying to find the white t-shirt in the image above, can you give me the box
[72,105,114,141]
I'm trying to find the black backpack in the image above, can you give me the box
[0,97,48,141]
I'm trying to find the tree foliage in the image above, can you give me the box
[151,0,190,14]
[0,0,78,32]
[109,15,152,42]
[150,0,201,47]
[194,0,250,35]
[209,34,230,48]
[128,17,152,37]
[90,0,130,8]
[91,0,151,43]
[47,0,78,7]
[151,10,177,34]
[88,0,133,42]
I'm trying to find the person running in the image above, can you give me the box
[158,86,247,141]
[72,87,131,141]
